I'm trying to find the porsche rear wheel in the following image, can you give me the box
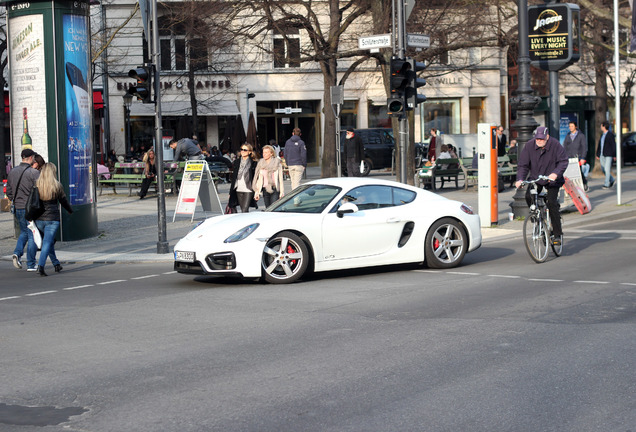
[262,231,309,284]
[425,218,467,269]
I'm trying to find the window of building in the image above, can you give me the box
[422,99,461,135]
[159,17,209,72]
[368,102,391,128]
[340,100,359,130]
[273,26,301,68]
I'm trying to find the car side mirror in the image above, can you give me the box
[337,202,358,218]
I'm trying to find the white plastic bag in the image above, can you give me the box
[28,220,42,250]
[359,160,364,174]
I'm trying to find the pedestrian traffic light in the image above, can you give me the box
[387,57,410,116]
[127,65,152,104]
[405,59,427,110]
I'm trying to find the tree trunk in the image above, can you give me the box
[321,57,338,178]
[591,15,610,176]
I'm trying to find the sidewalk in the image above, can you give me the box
[1,165,634,264]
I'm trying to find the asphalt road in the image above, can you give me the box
[1,215,635,431]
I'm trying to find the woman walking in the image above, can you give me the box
[34,163,73,276]
[253,144,285,208]
[228,143,258,213]
[138,147,157,200]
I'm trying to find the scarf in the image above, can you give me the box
[259,157,281,193]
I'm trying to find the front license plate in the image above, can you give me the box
[175,251,195,262]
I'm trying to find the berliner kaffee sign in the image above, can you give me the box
[528,3,580,71]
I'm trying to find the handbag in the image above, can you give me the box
[25,186,45,221]
[224,204,236,214]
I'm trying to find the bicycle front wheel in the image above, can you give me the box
[523,213,549,263]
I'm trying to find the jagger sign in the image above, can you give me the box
[528,3,580,71]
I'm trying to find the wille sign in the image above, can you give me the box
[528,3,580,71]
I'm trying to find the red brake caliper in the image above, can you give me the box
[287,244,297,265]
[433,238,440,250]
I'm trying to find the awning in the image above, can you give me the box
[130,100,240,117]
[93,90,104,109]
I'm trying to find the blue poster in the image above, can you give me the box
[63,15,93,205]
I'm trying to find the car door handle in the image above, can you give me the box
[386,217,401,223]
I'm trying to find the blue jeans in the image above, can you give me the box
[35,220,61,268]
[13,208,37,269]
[599,155,615,187]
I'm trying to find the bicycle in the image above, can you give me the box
[519,175,563,263]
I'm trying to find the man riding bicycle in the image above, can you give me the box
[515,126,569,246]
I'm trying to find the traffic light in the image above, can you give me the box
[127,65,152,104]
[387,57,410,116]
[405,59,427,110]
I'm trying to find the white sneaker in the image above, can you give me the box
[12,254,22,269]
[26,267,37,272]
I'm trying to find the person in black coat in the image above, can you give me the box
[596,121,616,189]
[228,143,258,212]
[343,128,364,176]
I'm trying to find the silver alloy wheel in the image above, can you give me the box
[425,218,467,268]
[262,231,309,284]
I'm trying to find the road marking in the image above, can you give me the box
[620,283,636,286]
[162,271,177,275]
[574,280,610,285]
[0,296,21,301]
[97,280,127,285]
[131,274,160,280]
[25,290,57,296]
[488,274,522,279]
[447,271,481,275]
[63,285,94,291]
[414,270,442,273]
[527,278,564,282]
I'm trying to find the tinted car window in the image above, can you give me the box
[392,187,417,205]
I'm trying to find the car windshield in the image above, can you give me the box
[268,184,342,214]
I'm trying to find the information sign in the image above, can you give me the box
[528,3,580,71]
[173,161,223,222]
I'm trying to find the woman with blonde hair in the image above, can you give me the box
[34,163,73,276]
[138,147,157,200]
[228,143,258,212]
[253,144,285,207]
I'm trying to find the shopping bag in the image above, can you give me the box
[359,160,364,174]
[28,220,42,250]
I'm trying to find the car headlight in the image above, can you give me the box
[224,223,259,243]
[460,203,475,215]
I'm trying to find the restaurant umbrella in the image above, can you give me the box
[246,112,259,154]
[231,114,246,154]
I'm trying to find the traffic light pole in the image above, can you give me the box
[151,0,169,254]
[395,0,407,184]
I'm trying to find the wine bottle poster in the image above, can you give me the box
[8,14,48,158]
[63,14,94,205]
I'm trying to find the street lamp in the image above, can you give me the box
[123,93,133,157]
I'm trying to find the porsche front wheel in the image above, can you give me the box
[262,231,309,284]
[425,218,467,269]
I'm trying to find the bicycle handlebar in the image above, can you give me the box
[518,175,551,187]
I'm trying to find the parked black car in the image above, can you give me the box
[619,132,636,165]
[339,128,426,176]
[339,128,395,176]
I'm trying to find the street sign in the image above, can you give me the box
[358,34,392,50]
[275,107,302,114]
[407,34,430,49]
[405,0,415,20]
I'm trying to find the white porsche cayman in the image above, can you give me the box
[174,177,481,284]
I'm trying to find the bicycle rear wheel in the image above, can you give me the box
[523,213,549,263]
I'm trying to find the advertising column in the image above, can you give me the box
[5,0,97,240]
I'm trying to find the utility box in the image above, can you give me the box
[477,124,498,227]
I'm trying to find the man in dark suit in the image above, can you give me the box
[496,126,507,157]
[596,121,616,189]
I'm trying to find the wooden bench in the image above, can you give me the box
[498,155,517,187]
[98,162,176,196]
[416,158,463,190]
[460,157,479,191]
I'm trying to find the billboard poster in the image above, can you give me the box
[8,14,48,158]
[63,14,94,205]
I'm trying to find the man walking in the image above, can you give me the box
[6,149,40,271]
[562,121,588,189]
[343,128,364,177]
[515,126,568,246]
[284,128,306,190]
[596,121,616,189]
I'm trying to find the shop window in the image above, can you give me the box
[340,100,358,130]
[422,99,461,135]
[368,103,391,128]
[273,27,301,68]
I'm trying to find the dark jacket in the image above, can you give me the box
[517,136,569,187]
[497,133,508,157]
[284,135,307,167]
[174,138,202,161]
[563,130,587,160]
[39,188,73,221]
[6,163,40,209]
[228,158,258,209]
[596,131,616,158]
[343,134,364,162]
